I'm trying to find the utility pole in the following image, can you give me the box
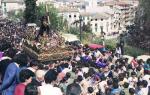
[79,15,82,41]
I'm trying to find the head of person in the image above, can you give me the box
[137,81,143,89]
[88,87,94,94]
[13,53,28,67]
[107,79,113,86]
[4,47,17,58]
[29,60,39,70]
[24,83,38,95]
[146,58,150,64]
[0,40,11,51]
[65,72,71,79]
[44,69,58,84]
[19,69,34,85]
[113,83,119,89]
[131,72,136,78]
[35,70,45,82]
[123,82,129,88]
[77,75,83,83]
[142,80,148,88]
[66,83,82,95]
[129,88,135,95]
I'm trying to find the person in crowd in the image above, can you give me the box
[87,87,95,95]
[27,60,39,74]
[24,83,38,95]
[141,80,148,95]
[0,53,28,95]
[131,56,138,69]
[111,81,121,95]
[98,76,107,94]
[0,48,17,81]
[115,44,122,58]
[128,72,138,88]
[66,82,82,95]
[14,69,34,95]
[135,81,143,95]
[129,88,135,95]
[31,70,45,86]
[144,58,150,74]
[38,69,63,95]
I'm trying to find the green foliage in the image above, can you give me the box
[124,45,146,57]
[82,23,92,33]
[92,38,146,56]
[24,0,37,23]
[92,38,117,50]
[37,3,65,31]
[68,27,80,35]
[7,10,24,21]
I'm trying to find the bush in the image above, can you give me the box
[92,38,117,51]
[124,45,146,57]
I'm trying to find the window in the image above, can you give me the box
[87,17,90,20]
[91,19,93,21]
[4,8,7,14]
[95,27,97,32]
[100,26,103,33]
[95,19,97,21]
[95,23,97,26]
[82,17,85,20]
[101,19,103,21]
[74,15,76,18]
[4,3,6,6]
[95,24,98,32]
[69,15,71,18]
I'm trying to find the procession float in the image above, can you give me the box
[23,17,74,62]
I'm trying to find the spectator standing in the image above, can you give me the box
[0,53,28,95]
[14,69,34,95]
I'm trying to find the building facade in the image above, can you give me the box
[1,0,24,17]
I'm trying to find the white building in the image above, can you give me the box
[54,0,139,37]
[58,7,80,25]
[1,0,25,17]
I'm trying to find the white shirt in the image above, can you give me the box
[142,75,150,86]
[116,47,121,54]
[75,56,80,61]
[39,84,63,95]
[27,67,36,73]
[141,87,148,95]
[99,80,107,93]
[128,77,138,88]
[82,67,89,74]
[62,64,72,74]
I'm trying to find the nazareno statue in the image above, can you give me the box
[35,16,50,41]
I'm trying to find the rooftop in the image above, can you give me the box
[58,7,79,12]
[2,0,24,3]
[81,12,110,20]
[92,13,110,20]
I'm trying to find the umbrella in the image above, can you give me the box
[123,55,134,63]
[88,44,104,49]
[137,55,150,62]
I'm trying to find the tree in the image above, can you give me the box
[127,0,150,51]
[24,0,37,23]
[37,3,65,31]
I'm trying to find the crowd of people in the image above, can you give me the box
[0,19,150,95]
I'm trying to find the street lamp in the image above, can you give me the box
[79,15,82,41]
